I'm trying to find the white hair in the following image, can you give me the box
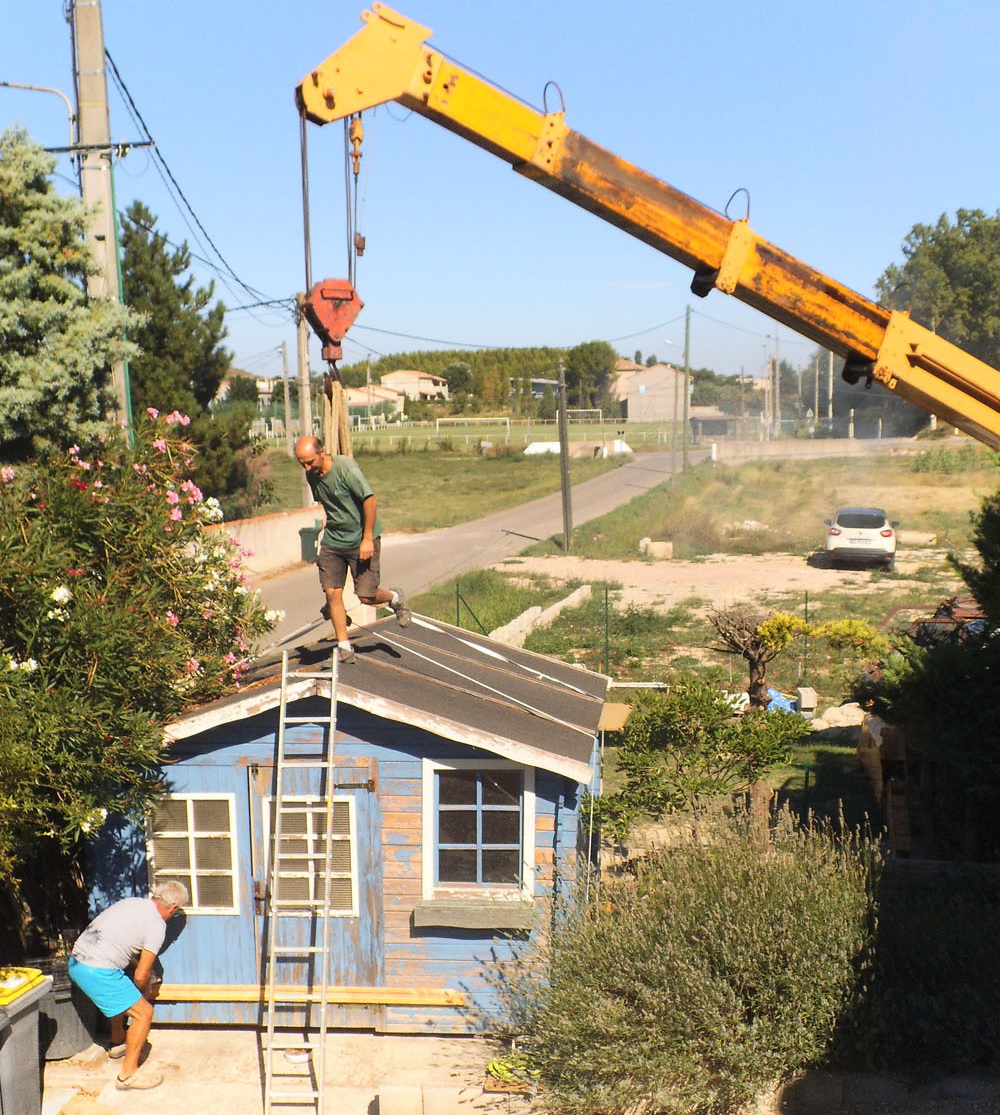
[152,880,190,908]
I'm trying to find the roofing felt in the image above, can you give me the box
[166,613,610,783]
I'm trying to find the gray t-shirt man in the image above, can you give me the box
[72,897,167,970]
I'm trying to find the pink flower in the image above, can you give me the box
[66,569,83,578]
[1,467,14,483]
[153,439,167,452]
[165,491,180,505]
[185,658,201,675]
[201,609,213,619]
[166,610,180,628]
[132,463,148,474]
[165,410,191,427]
[222,652,237,665]
[169,508,183,521]
[146,407,160,419]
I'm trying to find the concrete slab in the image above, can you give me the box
[43,1028,501,1115]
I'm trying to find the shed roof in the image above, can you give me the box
[165,614,610,783]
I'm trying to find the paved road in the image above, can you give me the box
[254,435,930,654]
[256,448,694,653]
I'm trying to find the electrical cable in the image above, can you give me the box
[104,49,274,308]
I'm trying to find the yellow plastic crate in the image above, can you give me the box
[0,967,46,1007]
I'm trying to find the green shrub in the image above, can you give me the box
[488,807,878,1115]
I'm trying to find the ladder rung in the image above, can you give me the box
[269,1089,321,1100]
[270,945,325,955]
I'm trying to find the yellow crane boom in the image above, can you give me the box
[297,3,1000,449]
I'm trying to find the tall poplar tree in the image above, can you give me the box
[0,127,140,459]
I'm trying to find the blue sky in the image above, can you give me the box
[4,1,1000,384]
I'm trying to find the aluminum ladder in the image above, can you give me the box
[262,649,340,1114]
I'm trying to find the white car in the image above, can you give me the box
[823,507,896,568]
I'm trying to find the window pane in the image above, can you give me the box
[327,843,351,873]
[192,799,230,830]
[194,836,232,869]
[197,876,234,907]
[438,770,476,805]
[483,772,521,806]
[152,799,188,832]
[439,809,477,844]
[277,875,310,901]
[439,848,478,882]
[331,802,351,836]
[482,811,520,844]
[324,877,353,909]
[482,849,520,884]
[153,837,190,870]
[156,870,193,898]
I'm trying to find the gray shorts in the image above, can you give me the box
[316,538,381,599]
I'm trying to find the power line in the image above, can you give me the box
[104,49,274,309]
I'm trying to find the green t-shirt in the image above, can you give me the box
[307,455,382,550]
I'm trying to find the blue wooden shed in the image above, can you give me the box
[88,614,612,1033]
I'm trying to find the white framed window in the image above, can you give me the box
[148,794,238,915]
[263,796,358,918]
[421,759,535,900]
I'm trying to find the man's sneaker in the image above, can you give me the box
[390,590,411,628]
[337,646,357,665]
[115,1070,164,1091]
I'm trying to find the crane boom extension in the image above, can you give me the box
[297,3,1000,449]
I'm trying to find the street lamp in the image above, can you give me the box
[0,81,77,166]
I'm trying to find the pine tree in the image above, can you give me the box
[0,127,140,459]
[120,200,231,414]
[120,203,268,518]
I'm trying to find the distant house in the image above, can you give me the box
[689,405,738,439]
[85,617,612,1034]
[343,384,405,420]
[610,358,647,404]
[380,369,450,402]
[622,364,689,423]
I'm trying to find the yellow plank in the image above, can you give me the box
[159,984,465,1006]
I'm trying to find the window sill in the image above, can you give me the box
[412,898,536,930]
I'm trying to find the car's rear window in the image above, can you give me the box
[837,512,886,529]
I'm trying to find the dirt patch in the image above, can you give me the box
[493,549,964,616]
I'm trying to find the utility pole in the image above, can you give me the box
[557,361,573,553]
[280,341,294,456]
[773,330,781,437]
[71,0,130,428]
[682,304,691,469]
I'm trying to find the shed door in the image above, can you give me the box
[248,760,383,1026]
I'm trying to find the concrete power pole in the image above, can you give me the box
[72,0,130,428]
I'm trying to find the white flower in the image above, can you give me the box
[264,609,285,624]
[50,585,73,605]
[19,658,38,673]
[234,584,248,596]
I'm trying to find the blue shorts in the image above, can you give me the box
[68,957,142,1018]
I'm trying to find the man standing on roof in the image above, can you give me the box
[294,435,411,664]
[68,880,189,1092]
